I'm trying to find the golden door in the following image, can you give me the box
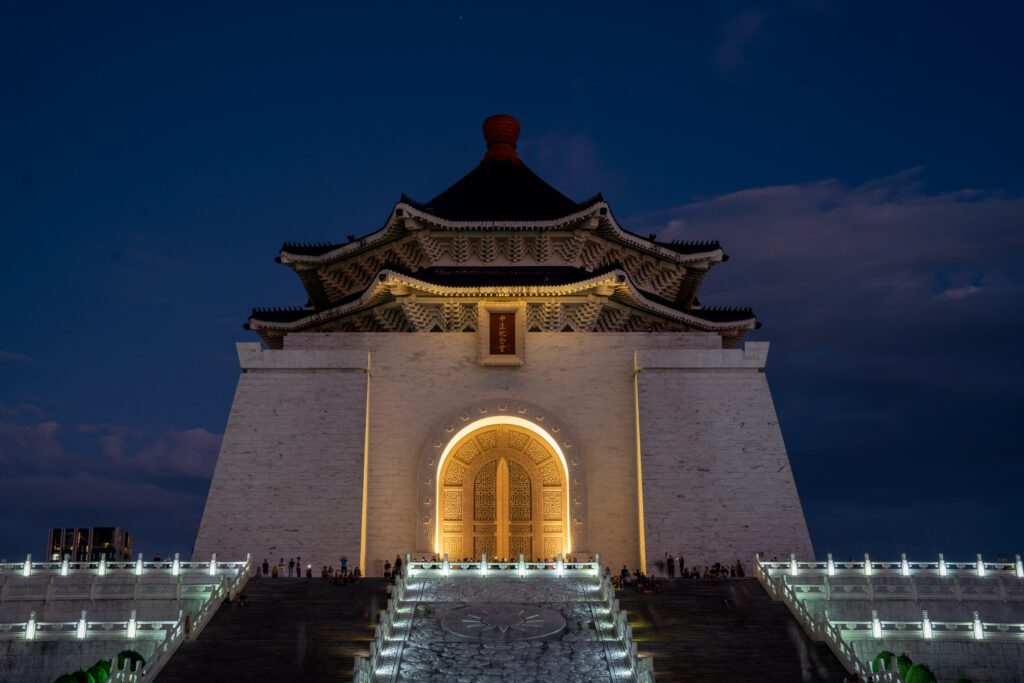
[439,424,567,561]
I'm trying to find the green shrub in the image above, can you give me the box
[54,676,77,683]
[905,663,938,683]
[87,659,111,683]
[897,653,914,678]
[116,650,145,672]
[70,671,96,683]
[872,650,895,672]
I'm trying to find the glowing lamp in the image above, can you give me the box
[976,554,986,577]
[135,553,143,576]
[76,611,87,640]
[863,553,873,577]
[900,553,910,577]
[826,553,836,577]
[871,610,882,639]
[922,610,932,640]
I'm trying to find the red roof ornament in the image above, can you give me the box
[482,114,521,164]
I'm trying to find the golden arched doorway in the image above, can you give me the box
[438,424,569,561]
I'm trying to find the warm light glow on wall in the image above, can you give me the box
[434,415,572,555]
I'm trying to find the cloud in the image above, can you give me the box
[0,407,221,481]
[714,10,769,73]
[0,350,31,362]
[627,171,1024,556]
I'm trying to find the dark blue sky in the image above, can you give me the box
[2,2,1022,562]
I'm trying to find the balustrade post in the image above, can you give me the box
[441,554,450,577]
[22,553,31,578]
[938,552,948,577]
[1016,554,1023,579]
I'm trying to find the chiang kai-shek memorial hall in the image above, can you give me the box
[192,114,815,577]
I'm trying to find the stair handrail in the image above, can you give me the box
[111,554,251,681]
[755,556,889,682]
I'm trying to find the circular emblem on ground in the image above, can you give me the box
[441,604,566,641]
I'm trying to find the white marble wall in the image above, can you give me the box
[192,345,369,572]
[194,332,813,577]
[635,343,815,571]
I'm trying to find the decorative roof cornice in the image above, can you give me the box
[248,267,755,334]
[278,200,724,267]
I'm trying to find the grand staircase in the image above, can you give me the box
[156,577,386,682]
[617,578,849,682]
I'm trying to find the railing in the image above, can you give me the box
[355,554,653,683]
[755,555,1024,683]
[114,553,251,682]
[404,552,602,578]
[0,555,251,681]
[757,552,1024,582]
[753,559,892,681]
[0,552,250,578]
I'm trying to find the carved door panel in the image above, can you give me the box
[472,460,498,559]
[439,424,568,561]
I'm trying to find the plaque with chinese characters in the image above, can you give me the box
[489,312,515,355]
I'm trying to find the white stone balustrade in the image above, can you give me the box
[755,555,1024,683]
[356,553,652,683]
[0,554,251,682]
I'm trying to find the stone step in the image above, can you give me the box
[155,577,388,682]
[617,578,849,683]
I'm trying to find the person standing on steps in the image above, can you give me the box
[296,556,301,577]
[340,555,348,572]
[394,555,403,578]
[666,553,675,577]
[288,558,295,577]
[262,558,269,577]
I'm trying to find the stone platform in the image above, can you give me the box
[359,558,650,682]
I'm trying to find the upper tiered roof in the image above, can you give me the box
[249,115,758,348]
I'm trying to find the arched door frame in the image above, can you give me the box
[416,400,588,555]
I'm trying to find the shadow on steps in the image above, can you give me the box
[617,578,850,683]
[156,577,388,683]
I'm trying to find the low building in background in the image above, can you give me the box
[47,527,133,561]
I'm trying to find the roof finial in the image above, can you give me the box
[482,114,521,164]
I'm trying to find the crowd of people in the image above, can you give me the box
[256,556,314,578]
[610,555,748,592]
